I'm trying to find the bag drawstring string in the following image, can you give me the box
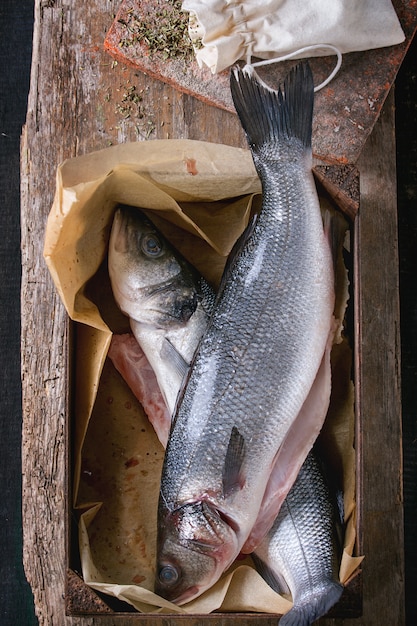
[246,44,343,92]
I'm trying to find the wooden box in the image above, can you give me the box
[58,156,361,620]
[20,1,407,624]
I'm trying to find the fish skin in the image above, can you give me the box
[108,206,215,414]
[252,451,344,626]
[107,222,342,612]
[109,333,344,617]
[156,62,335,604]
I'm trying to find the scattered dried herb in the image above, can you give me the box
[114,83,156,139]
[117,0,196,60]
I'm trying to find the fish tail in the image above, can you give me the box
[230,62,314,154]
[280,582,344,626]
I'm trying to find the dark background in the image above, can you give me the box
[0,2,415,624]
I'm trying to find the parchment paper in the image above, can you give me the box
[44,139,362,615]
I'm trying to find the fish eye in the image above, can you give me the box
[141,233,164,258]
[158,564,180,587]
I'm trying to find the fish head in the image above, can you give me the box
[108,206,201,327]
[155,500,239,604]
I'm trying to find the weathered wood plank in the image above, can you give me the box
[19,3,243,624]
[21,0,404,624]
[353,88,405,625]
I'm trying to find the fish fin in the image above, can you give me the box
[230,62,314,153]
[314,448,346,553]
[217,214,258,298]
[160,338,190,381]
[251,553,290,596]
[322,207,347,276]
[334,488,346,554]
[222,426,246,498]
[279,582,344,626]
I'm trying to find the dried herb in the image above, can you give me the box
[114,83,156,139]
[118,0,195,60]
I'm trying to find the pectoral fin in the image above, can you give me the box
[222,426,246,498]
[251,553,290,596]
[160,338,190,382]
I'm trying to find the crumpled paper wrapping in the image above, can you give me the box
[44,139,362,615]
[183,0,405,73]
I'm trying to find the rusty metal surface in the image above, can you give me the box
[104,0,417,164]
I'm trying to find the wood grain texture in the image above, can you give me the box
[353,89,405,625]
[103,0,417,164]
[396,35,417,624]
[20,0,404,624]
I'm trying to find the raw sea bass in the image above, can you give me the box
[107,218,343,619]
[112,336,343,622]
[108,258,343,622]
[156,62,335,604]
[108,206,216,417]
[253,451,344,626]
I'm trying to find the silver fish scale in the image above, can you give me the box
[161,143,334,538]
[254,451,343,623]
[276,454,339,589]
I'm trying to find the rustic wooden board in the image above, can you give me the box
[103,0,417,165]
[354,88,405,623]
[20,0,404,624]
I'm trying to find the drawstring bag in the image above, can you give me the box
[183,0,405,74]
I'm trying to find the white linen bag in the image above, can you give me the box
[183,0,405,73]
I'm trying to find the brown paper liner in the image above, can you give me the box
[44,139,362,614]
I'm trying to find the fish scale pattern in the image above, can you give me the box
[253,451,343,625]
[162,156,333,515]
[157,62,336,605]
